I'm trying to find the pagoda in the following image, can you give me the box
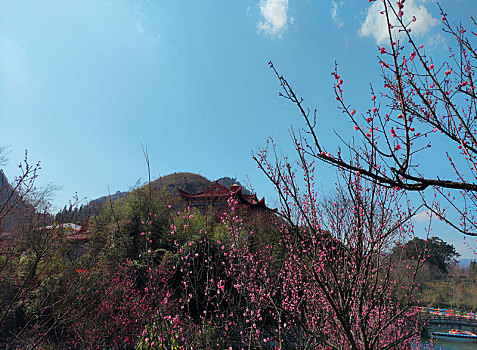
[178,182,268,212]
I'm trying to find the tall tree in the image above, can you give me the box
[394,236,460,274]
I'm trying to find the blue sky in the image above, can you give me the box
[1,0,476,258]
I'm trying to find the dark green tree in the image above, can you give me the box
[396,236,460,274]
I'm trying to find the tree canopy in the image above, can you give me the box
[395,236,460,274]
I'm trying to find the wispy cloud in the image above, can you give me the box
[359,0,438,44]
[331,1,344,28]
[413,210,432,222]
[257,0,289,38]
[130,1,161,44]
[136,20,145,34]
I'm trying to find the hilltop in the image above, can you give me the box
[150,172,251,197]
[150,172,213,196]
[55,173,251,223]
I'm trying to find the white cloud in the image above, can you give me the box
[413,210,432,222]
[257,0,289,38]
[331,1,344,28]
[359,0,438,44]
[130,1,161,44]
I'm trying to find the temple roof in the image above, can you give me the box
[178,182,266,208]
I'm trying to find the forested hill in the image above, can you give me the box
[150,172,213,195]
[0,171,35,231]
[55,173,251,223]
[149,172,251,196]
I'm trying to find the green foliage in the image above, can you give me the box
[135,318,180,350]
[392,236,475,311]
[417,262,477,310]
[420,276,477,310]
[172,206,228,244]
[2,167,285,348]
[88,184,170,265]
[395,236,460,274]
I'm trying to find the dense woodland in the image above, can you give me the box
[392,237,476,310]
[419,261,477,311]
[0,171,288,348]
[0,168,473,349]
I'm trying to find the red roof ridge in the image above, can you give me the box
[178,182,268,210]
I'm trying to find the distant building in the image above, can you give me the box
[178,182,268,212]
[42,222,89,242]
[41,223,89,261]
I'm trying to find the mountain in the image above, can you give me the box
[150,172,213,196]
[56,173,252,223]
[216,177,251,195]
[0,170,36,232]
[150,173,251,197]
[89,191,128,205]
[458,258,477,267]
[3,170,254,229]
